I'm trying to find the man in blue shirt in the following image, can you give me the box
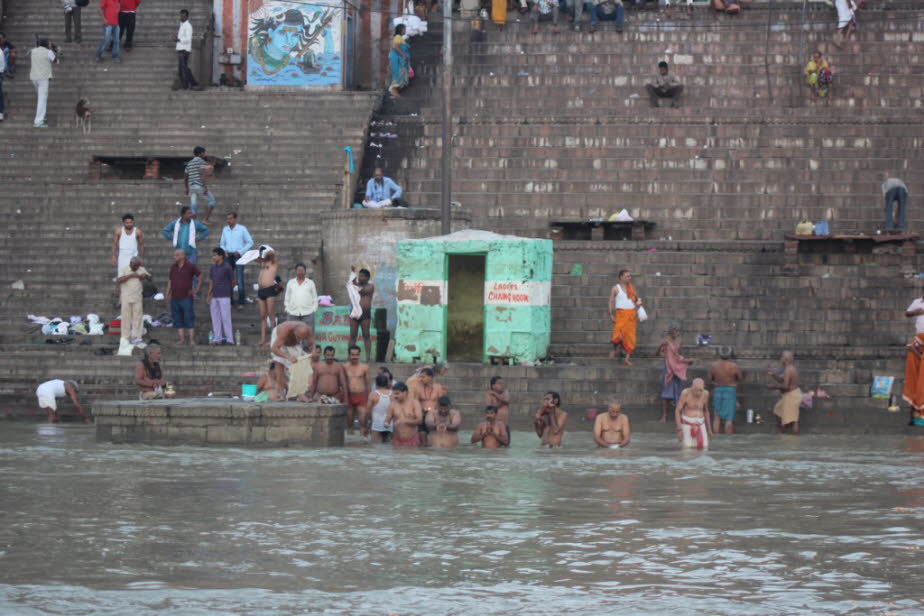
[363,167,406,209]
[219,211,254,307]
[161,206,209,264]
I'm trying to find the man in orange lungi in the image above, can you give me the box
[608,269,643,365]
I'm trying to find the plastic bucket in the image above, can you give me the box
[241,384,258,398]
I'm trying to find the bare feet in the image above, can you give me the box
[257,340,269,347]
[608,350,617,360]
[623,357,633,366]
[531,24,539,35]
[297,393,309,403]
[658,415,667,423]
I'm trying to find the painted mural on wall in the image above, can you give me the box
[247,1,341,87]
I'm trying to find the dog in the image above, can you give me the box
[75,98,92,134]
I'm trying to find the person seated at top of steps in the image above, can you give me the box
[589,0,624,33]
[530,0,561,35]
[363,167,407,209]
[645,61,684,108]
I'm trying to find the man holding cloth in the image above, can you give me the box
[219,212,253,306]
[117,256,151,345]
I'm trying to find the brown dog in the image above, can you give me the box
[75,98,92,134]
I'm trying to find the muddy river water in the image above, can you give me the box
[1,424,922,615]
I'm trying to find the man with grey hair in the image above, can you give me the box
[36,379,88,423]
[768,351,802,434]
[882,175,908,233]
[708,345,744,435]
[117,256,151,345]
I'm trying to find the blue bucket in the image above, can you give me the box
[241,384,258,398]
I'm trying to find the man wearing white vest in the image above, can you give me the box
[29,39,57,128]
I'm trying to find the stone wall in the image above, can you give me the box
[94,399,346,447]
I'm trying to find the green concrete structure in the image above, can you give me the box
[394,230,553,364]
[313,306,378,359]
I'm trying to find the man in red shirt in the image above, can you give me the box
[118,0,141,52]
[95,0,121,63]
[166,249,202,345]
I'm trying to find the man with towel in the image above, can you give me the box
[675,378,712,450]
[768,351,802,435]
[708,346,744,435]
[269,320,313,400]
[348,268,375,362]
[161,206,209,267]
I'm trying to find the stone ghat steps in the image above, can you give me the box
[0,345,904,427]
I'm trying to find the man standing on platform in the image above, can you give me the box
[708,345,744,435]
[882,175,908,233]
[344,345,370,435]
[174,9,198,90]
[284,263,318,326]
[593,401,631,448]
[768,351,802,435]
[534,391,568,448]
[111,213,144,275]
[206,248,234,345]
[162,206,209,267]
[118,0,141,52]
[165,248,201,345]
[219,212,253,307]
[185,146,215,221]
[117,256,150,345]
[95,0,121,63]
[348,268,375,362]
[29,39,57,128]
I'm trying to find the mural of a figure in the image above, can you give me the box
[248,2,342,87]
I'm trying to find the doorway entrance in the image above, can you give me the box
[446,254,486,361]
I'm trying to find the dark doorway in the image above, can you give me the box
[447,254,486,361]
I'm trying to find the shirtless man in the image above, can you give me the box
[485,376,511,424]
[344,345,370,435]
[349,268,375,361]
[257,361,285,401]
[768,351,802,435]
[310,346,347,402]
[384,382,423,447]
[425,396,462,448]
[593,401,631,448]
[675,378,713,450]
[256,248,280,347]
[534,391,568,448]
[471,406,510,448]
[708,346,745,435]
[270,320,313,392]
[410,367,446,447]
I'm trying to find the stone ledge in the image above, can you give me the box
[93,399,346,447]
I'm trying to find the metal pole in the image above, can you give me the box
[440,0,453,235]
[764,0,775,106]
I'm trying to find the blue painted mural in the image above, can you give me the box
[247,1,342,87]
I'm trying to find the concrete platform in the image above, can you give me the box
[94,399,346,447]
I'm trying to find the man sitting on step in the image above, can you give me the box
[645,61,684,108]
[363,167,407,209]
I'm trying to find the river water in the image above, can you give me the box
[0,424,922,615]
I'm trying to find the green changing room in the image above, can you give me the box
[393,230,553,364]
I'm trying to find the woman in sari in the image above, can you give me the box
[658,321,693,423]
[805,51,833,98]
[389,24,410,98]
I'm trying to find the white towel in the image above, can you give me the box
[347,271,363,319]
[172,219,195,249]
